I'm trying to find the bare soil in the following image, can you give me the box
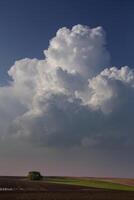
[101,178,134,187]
[0,177,134,200]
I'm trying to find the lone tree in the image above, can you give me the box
[28,171,43,181]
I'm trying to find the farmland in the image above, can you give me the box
[0,176,134,199]
[46,177,134,191]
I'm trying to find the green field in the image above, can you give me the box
[46,177,134,191]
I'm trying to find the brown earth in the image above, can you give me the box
[0,190,134,200]
[0,177,134,200]
[101,178,134,186]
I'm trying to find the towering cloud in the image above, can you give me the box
[0,25,134,148]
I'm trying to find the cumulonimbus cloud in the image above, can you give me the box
[0,24,134,148]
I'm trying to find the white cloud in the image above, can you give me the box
[87,66,134,113]
[45,24,110,78]
[0,24,134,148]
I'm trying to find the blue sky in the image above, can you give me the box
[0,0,134,83]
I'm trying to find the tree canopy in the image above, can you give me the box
[28,171,43,181]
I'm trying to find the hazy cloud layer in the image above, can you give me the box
[0,25,134,148]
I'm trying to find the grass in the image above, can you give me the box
[46,177,134,191]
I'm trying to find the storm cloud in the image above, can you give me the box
[0,24,134,149]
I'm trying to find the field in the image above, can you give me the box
[46,177,134,191]
[0,176,134,199]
